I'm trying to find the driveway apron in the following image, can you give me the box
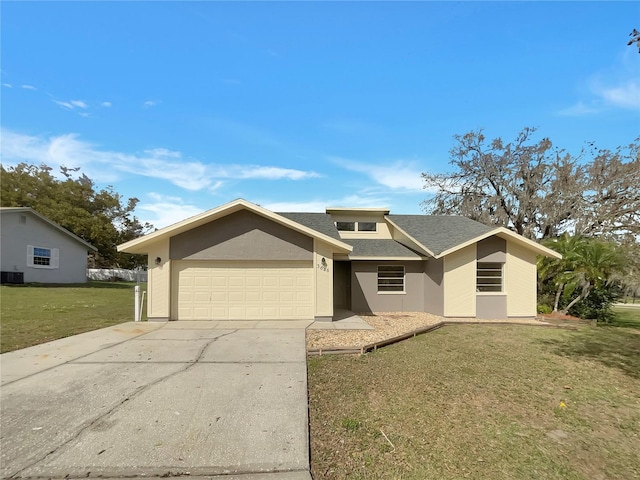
[0,321,312,480]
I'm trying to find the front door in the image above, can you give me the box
[333,261,351,310]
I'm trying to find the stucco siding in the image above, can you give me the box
[476,295,508,318]
[170,210,313,261]
[314,240,333,318]
[147,240,171,320]
[506,241,537,317]
[424,258,444,316]
[351,261,424,313]
[443,244,476,317]
[0,211,89,283]
[477,236,507,262]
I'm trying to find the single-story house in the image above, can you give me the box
[117,199,561,322]
[0,207,97,284]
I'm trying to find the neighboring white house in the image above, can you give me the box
[0,207,97,284]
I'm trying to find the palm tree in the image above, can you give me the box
[538,235,626,314]
[538,234,581,312]
[559,239,625,314]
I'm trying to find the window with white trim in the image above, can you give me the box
[378,265,404,292]
[27,245,59,269]
[476,262,502,292]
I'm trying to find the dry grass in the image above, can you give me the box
[307,324,640,480]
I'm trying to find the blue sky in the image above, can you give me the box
[1,2,639,228]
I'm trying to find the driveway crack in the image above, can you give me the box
[7,329,238,479]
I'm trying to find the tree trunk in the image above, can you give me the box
[560,283,591,314]
[553,283,564,312]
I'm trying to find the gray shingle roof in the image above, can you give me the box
[387,215,493,256]
[278,211,495,257]
[277,212,342,240]
[345,239,424,258]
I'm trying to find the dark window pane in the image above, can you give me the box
[336,222,355,231]
[358,222,377,232]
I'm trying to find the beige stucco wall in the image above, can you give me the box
[443,244,476,317]
[328,213,392,239]
[314,239,333,318]
[505,241,537,317]
[146,239,171,320]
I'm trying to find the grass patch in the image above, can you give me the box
[611,305,640,330]
[308,325,640,479]
[0,282,146,353]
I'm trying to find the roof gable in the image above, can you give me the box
[0,207,97,251]
[387,215,560,259]
[118,199,352,254]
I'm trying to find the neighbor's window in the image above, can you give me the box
[358,222,377,232]
[378,265,405,292]
[336,221,355,231]
[27,245,59,269]
[476,262,503,292]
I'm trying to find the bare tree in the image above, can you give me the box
[422,127,586,240]
[423,128,640,241]
[629,28,640,53]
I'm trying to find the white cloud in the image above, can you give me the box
[262,194,390,213]
[235,166,320,181]
[79,112,90,118]
[137,193,205,229]
[0,129,320,191]
[595,80,640,110]
[143,100,159,108]
[21,84,36,90]
[3,83,12,88]
[53,99,89,111]
[556,101,600,117]
[331,156,424,191]
[559,49,640,114]
[53,100,75,110]
[101,101,112,107]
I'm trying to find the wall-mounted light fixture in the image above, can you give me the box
[155,257,162,266]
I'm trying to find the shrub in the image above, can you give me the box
[537,304,552,314]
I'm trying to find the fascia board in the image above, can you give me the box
[348,256,428,261]
[383,216,435,257]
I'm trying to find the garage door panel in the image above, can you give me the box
[193,292,210,302]
[174,261,313,320]
[245,291,261,302]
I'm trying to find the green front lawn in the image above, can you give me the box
[0,282,146,353]
[308,323,640,479]
[611,305,640,329]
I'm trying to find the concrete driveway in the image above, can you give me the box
[1,321,313,480]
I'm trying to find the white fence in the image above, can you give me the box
[87,268,148,282]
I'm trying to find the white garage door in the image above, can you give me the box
[172,261,314,320]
